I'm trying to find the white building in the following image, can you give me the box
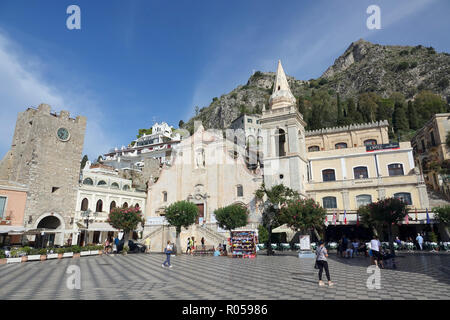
[103,122,182,170]
[73,161,147,245]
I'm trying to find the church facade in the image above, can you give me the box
[142,60,435,250]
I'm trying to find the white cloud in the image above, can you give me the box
[0,30,110,161]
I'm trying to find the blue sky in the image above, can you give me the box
[0,0,449,160]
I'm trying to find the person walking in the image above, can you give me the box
[186,237,192,254]
[370,235,384,268]
[416,233,424,251]
[201,237,206,250]
[189,237,194,255]
[315,241,333,287]
[162,240,173,268]
[145,237,151,253]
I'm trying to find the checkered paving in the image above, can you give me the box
[0,252,449,300]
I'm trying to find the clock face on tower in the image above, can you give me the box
[57,127,70,141]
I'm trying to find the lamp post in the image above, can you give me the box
[81,209,97,246]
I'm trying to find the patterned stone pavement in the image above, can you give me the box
[0,252,449,300]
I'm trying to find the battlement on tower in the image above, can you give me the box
[25,103,87,124]
[305,120,389,137]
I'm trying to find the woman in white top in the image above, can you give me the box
[370,236,384,268]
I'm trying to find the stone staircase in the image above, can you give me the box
[194,224,229,246]
[427,189,450,208]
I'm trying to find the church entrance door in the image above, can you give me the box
[196,204,204,224]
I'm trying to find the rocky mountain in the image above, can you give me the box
[185,39,450,132]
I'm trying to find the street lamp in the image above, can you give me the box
[81,209,97,246]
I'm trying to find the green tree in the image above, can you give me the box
[407,101,419,130]
[255,184,299,255]
[214,204,249,247]
[257,225,269,244]
[358,197,409,264]
[336,94,345,126]
[414,91,446,124]
[164,201,199,255]
[376,98,394,125]
[358,93,379,123]
[279,198,327,241]
[392,101,409,134]
[80,155,88,170]
[137,128,152,139]
[178,120,184,128]
[107,206,145,249]
[346,97,363,124]
[298,96,306,115]
[432,206,450,240]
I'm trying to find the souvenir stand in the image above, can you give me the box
[230,230,256,258]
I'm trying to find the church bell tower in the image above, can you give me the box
[260,60,308,195]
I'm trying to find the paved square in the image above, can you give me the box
[0,252,449,300]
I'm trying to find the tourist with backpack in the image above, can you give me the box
[162,240,173,268]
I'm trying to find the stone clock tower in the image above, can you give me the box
[0,104,86,245]
[260,61,308,195]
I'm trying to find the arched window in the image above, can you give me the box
[394,193,412,205]
[322,169,336,182]
[388,163,404,176]
[308,145,320,152]
[111,182,119,189]
[97,180,107,186]
[364,139,377,146]
[80,198,89,211]
[110,201,116,212]
[96,200,103,213]
[353,166,369,179]
[83,178,93,185]
[237,185,243,197]
[135,203,140,209]
[335,142,348,149]
[356,195,372,208]
[162,191,167,202]
[322,197,337,209]
[276,129,286,157]
[123,185,130,191]
[123,202,128,208]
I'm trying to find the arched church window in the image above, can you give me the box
[163,191,167,202]
[276,129,286,157]
[110,201,116,212]
[123,202,128,208]
[111,182,119,189]
[98,180,107,186]
[123,185,130,191]
[308,145,320,152]
[80,198,89,211]
[364,139,377,146]
[96,200,103,213]
[83,178,93,185]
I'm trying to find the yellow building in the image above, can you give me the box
[305,125,429,225]
[411,113,450,197]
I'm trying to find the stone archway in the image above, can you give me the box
[34,213,66,247]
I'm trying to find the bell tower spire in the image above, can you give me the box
[269,60,296,109]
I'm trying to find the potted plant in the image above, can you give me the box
[80,245,90,256]
[28,248,41,261]
[71,245,81,258]
[122,245,129,255]
[89,245,99,255]
[56,247,65,259]
[62,246,74,258]
[39,248,47,261]
[7,249,22,264]
[46,247,58,259]
[97,245,104,255]
[0,250,6,265]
